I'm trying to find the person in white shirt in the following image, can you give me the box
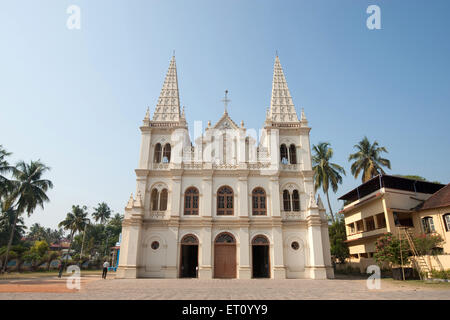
[102,261,110,279]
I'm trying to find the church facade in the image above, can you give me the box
[116,55,334,279]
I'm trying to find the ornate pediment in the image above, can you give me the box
[212,112,240,131]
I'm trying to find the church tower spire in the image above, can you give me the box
[269,55,299,123]
[152,55,181,122]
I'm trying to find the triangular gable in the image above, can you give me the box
[212,112,240,130]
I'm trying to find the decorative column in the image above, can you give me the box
[116,194,144,279]
[170,175,182,217]
[238,227,251,279]
[269,176,281,217]
[138,111,152,169]
[198,173,213,279]
[272,224,286,279]
[306,192,328,279]
[238,176,249,217]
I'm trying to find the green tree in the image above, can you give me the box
[1,160,53,273]
[395,175,442,185]
[23,240,49,271]
[0,203,26,247]
[374,233,410,267]
[348,136,391,183]
[413,233,443,255]
[0,145,14,196]
[328,214,350,263]
[0,244,29,272]
[312,142,346,222]
[92,202,111,225]
[58,205,90,267]
[27,223,47,241]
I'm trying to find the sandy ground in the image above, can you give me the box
[0,274,449,299]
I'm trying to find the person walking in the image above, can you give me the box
[102,260,110,279]
[58,260,64,278]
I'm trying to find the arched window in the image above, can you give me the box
[444,214,450,232]
[217,186,234,215]
[163,144,171,163]
[159,189,168,211]
[252,188,267,216]
[421,216,435,234]
[184,187,199,215]
[252,235,269,245]
[289,144,297,164]
[215,233,235,243]
[280,144,288,164]
[181,234,199,245]
[292,190,300,211]
[151,189,159,211]
[154,143,162,163]
[283,190,291,211]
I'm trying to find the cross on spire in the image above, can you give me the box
[221,90,231,114]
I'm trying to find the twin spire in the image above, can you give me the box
[268,55,300,123]
[151,55,181,122]
[148,54,304,125]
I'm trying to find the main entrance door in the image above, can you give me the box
[180,234,199,278]
[214,233,236,278]
[252,235,270,278]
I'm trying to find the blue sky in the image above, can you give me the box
[1,0,449,229]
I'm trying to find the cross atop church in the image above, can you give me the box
[221,90,231,114]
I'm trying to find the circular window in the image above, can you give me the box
[151,241,160,250]
[291,241,300,250]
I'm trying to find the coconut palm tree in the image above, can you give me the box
[0,145,14,196]
[348,136,391,183]
[1,160,53,273]
[92,202,111,225]
[312,142,346,223]
[58,205,90,272]
[0,203,26,247]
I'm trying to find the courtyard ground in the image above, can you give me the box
[0,273,449,299]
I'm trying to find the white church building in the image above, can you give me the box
[116,55,334,279]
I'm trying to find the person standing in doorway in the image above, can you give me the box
[102,260,110,279]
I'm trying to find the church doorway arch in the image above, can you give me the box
[214,232,237,278]
[251,235,270,278]
[180,234,199,278]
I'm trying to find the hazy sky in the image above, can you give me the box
[1,0,449,229]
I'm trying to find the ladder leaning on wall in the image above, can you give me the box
[398,227,432,280]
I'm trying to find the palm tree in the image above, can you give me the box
[0,145,14,196]
[0,203,26,247]
[92,202,111,225]
[312,142,346,223]
[58,205,90,270]
[1,160,53,273]
[27,223,47,241]
[348,136,391,183]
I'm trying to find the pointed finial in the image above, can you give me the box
[276,50,278,57]
[144,107,150,120]
[172,49,175,57]
[301,108,307,122]
[309,192,318,209]
[134,190,143,208]
[126,193,134,209]
[240,120,244,128]
[208,120,211,128]
[181,106,186,118]
[221,90,231,114]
